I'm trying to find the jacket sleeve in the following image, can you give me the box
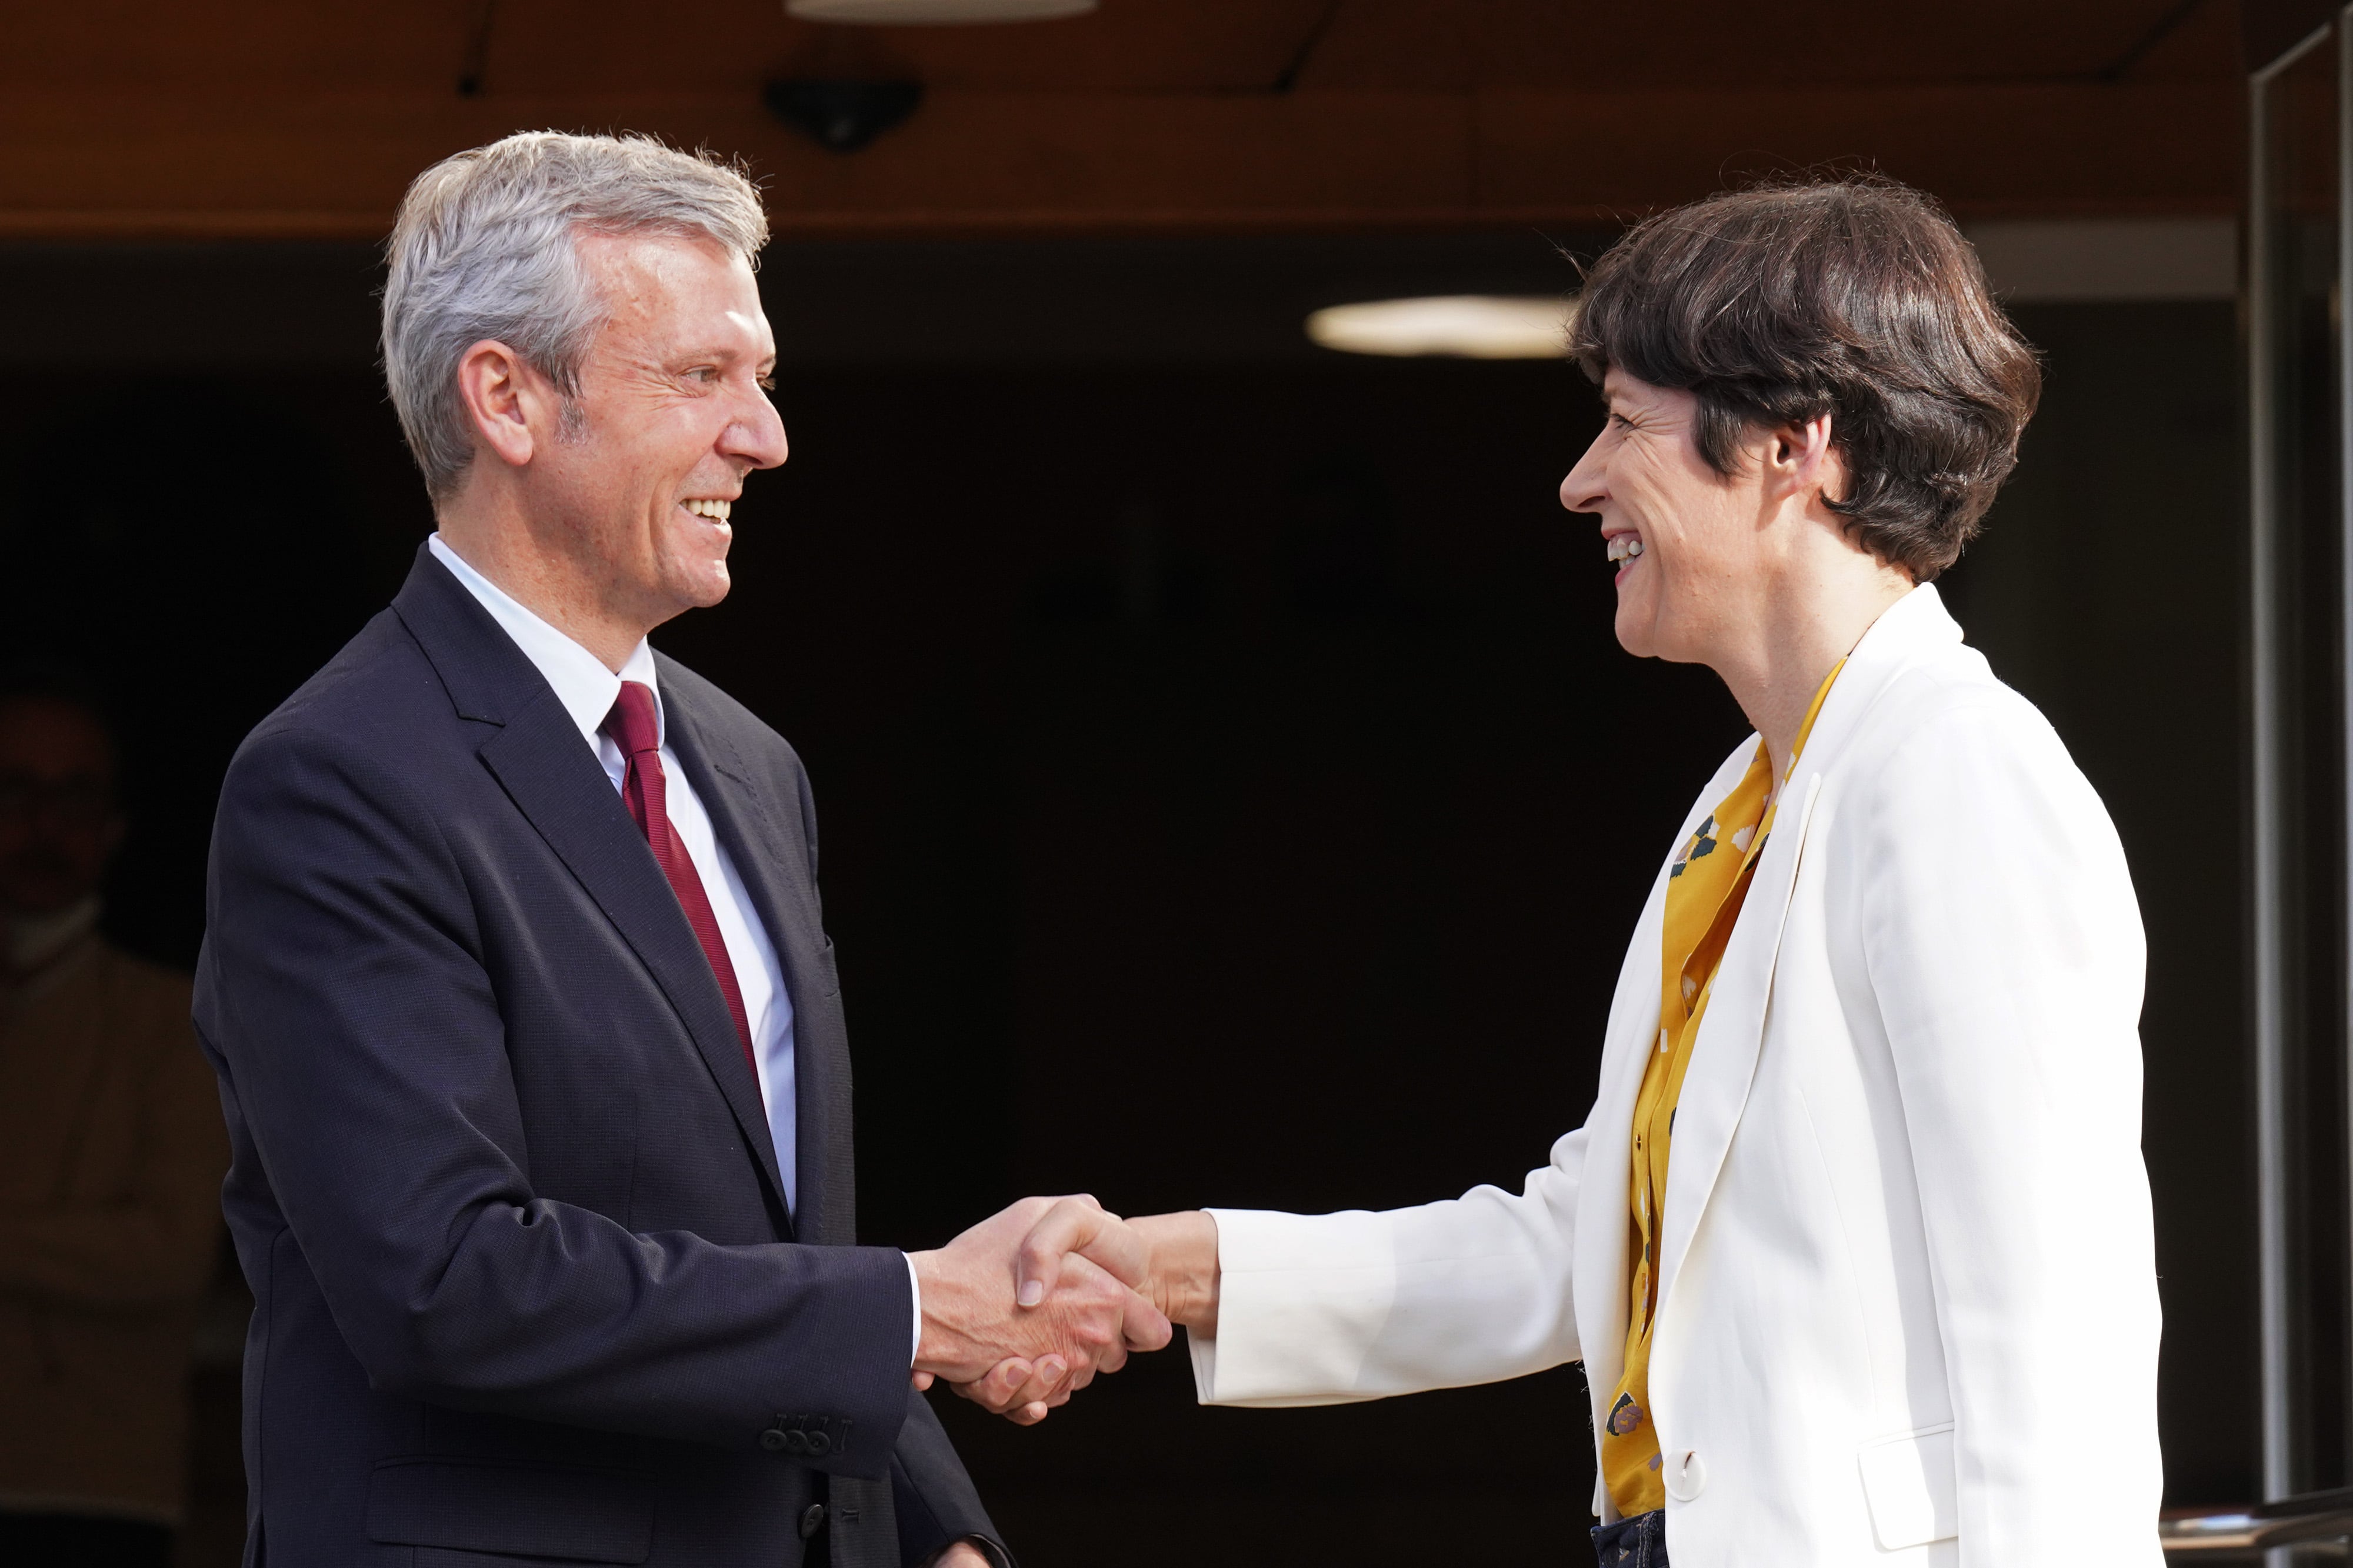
[1188,1124,1587,1407]
[1855,696,2163,1564]
[199,719,915,1474]
[0,978,225,1307]
[888,1390,1011,1567]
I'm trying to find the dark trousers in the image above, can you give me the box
[0,1512,175,1568]
[1592,1507,1669,1566]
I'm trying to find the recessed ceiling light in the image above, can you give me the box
[1305,296,1570,359]
[786,0,1096,22]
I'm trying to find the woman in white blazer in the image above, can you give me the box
[972,177,2164,1567]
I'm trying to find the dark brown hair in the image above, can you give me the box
[1568,175,2040,581]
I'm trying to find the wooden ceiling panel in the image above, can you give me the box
[1466,0,2237,89]
[0,0,2250,238]
[2,1,2244,95]
[1475,81,2242,218]
[2121,0,2248,80]
[1288,4,1478,93]
[1,1,468,91]
[765,2,1336,92]
[9,1,1337,97]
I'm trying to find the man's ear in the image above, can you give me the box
[452,339,546,471]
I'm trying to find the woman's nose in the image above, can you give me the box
[1560,442,1607,513]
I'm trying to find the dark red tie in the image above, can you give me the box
[602,681,758,1083]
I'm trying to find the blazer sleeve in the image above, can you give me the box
[888,1390,1012,1567]
[1855,696,2163,1564]
[1188,1125,1587,1407]
[200,719,915,1474]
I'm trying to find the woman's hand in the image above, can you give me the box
[940,1204,1222,1424]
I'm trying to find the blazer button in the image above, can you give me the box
[799,1503,827,1540]
[759,1426,789,1453]
[1665,1449,1708,1502]
[804,1431,831,1457]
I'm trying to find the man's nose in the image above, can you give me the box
[725,386,789,470]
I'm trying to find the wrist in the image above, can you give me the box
[1132,1210,1219,1333]
[908,1250,972,1377]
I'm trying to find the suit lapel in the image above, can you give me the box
[656,664,854,1247]
[476,712,790,1213]
[390,547,788,1217]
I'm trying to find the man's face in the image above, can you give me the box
[0,698,121,916]
[528,232,788,629]
[1558,369,1762,663]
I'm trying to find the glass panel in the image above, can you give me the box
[2257,18,2350,1502]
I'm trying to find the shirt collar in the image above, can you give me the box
[428,533,661,752]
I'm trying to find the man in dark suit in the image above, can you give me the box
[192,131,1163,1568]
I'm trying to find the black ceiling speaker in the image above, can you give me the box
[763,80,924,154]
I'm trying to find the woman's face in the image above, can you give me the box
[1560,368,1762,664]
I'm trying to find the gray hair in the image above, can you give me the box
[381,131,769,499]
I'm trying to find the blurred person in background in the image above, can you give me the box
[0,670,228,1566]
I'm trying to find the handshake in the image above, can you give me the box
[906,1197,1221,1425]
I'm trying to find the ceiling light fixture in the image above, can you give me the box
[1305,296,1571,359]
[786,0,1095,22]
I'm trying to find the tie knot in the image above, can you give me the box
[602,680,661,757]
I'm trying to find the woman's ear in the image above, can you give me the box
[1769,413,1844,506]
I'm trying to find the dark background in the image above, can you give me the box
[0,238,2247,1564]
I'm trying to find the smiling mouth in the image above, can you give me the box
[1607,535,1644,565]
[682,498,733,522]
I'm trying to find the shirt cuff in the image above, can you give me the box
[905,1252,922,1365]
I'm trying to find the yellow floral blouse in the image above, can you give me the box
[1599,660,1845,1518]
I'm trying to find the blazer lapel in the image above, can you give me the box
[389,547,787,1216]
[1653,772,1822,1316]
[1651,581,1967,1317]
[1572,893,1666,1417]
[656,665,854,1247]
[1572,741,1757,1421]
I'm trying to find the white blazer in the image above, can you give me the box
[1189,585,2162,1566]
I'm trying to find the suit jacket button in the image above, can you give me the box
[805,1431,831,1457]
[1665,1449,1708,1501]
[759,1426,789,1453]
[799,1503,827,1540]
[785,1430,813,1456]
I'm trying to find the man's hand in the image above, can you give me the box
[921,1542,994,1568]
[908,1196,1171,1419]
[948,1204,1222,1424]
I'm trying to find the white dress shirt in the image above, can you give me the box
[429,536,922,1359]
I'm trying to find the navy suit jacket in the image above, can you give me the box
[193,546,1001,1567]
